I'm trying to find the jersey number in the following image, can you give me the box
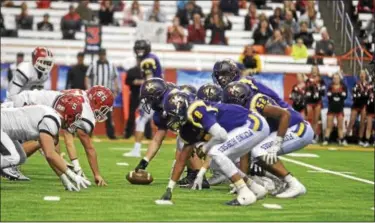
[194,110,203,119]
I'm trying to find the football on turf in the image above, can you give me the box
[126,170,153,185]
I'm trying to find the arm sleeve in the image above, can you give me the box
[38,116,61,138]
[7,69,29,98]
[204,123,228,151]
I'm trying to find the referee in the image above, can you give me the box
[85,48,119,139]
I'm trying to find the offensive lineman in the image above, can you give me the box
[2,46,54,180]
[5,86,114,186]
[158,91,269,205]
[1,94,91,191]
[124,40,163,158]
[223,82,312,198]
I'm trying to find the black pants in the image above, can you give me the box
[105,111,115,138]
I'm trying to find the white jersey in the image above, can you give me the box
[7,62,49,99]
[1,105,61,142]
[10,89,96,135]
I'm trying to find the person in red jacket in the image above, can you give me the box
[36,0,50,9]
[187,13,206,44]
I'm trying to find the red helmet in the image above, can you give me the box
[53,93,84,131]
[86,85,114,122]
[32,47,54,73]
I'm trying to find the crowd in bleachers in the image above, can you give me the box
[1,0,334,60]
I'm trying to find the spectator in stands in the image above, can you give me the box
[299,7,320,32]
[357,0,374,12]
[15,2,33,30]
[219,0,239,15]
[265,29,287,54]
[61,5,81,40]
[238,45,261,75]
[0,13,5,34]
[269,7,284,29]
[124,59,144,139]
[346,70,370,145]
[296,0,308,15]
[123,0,143,27]
[204,4,223,28]
[305,65,325,143]
[99,0,115,25]
[187,13,206,44]
[244,3,258,31]
[176,0,204,27]
[323,73,347,146]
[253,19,272,45]
[76,0,93,23]
[66,52,88,90]
[206,14,232,45]
[289,73,307,119]
[37,13,54,31]
[283,0,298,22]
[294,21,314,48]
[7,52,24,83]
[291,38,308,60]
[167,17,187,44]
[145,0,166,22]
[177,0,188,10]
[1,1,14,7]
[36,0,50,9]
[280,10,299,35]
[315,31,335,57]
[112,0,125,12]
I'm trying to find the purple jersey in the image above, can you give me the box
[246,93,304,132]
[236,76,290,109]
[140,53,163,78]
[180,101,263,144]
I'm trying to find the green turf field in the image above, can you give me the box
[1,139,374,222]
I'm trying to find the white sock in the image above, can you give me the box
[133,142,141,153]
[72,159,81,171]
[284,174,294,183]
[235,179,251,196]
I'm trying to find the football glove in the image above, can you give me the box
[66,169,91,190]
[160,188,172,200]
[263,137,283,165]
[193,142,207,159]
[191,168,207,190]
[60,174,79,192]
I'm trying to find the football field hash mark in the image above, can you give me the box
[286,153,319,158]
[280,157,374,185]
[116,162,129,166]
[43,196,60,201]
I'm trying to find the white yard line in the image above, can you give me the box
[307,170,356,175]
[279,157,374,185]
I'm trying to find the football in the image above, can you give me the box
[126,170,154,185]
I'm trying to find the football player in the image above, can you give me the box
[2,47,54,180]
[196,83,223,105]
[1,94,91,191]
[130,78,209,188]
[223,81,313,198]
[158,91,269,206]
[125,40,164,158]
[4,86,113,186]
[7,47,54,100]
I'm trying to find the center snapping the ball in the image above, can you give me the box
[126,170,153,185]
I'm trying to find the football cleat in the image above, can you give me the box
[322,141,328,146]
[226,191,257,206]
[1,166,30,181]
[276,177,306,198]
[225,199,242,206]
[248,180,268,199]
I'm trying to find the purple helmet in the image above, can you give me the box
[197,83,222,103]
[140,77,167,113]
[222,81,253,107]
[212,59,241,88]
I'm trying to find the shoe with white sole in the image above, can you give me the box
[207,170,227,185]
[248,180,268,199]
[1,166,30,181]
[123,151,141,158]
[341,140,348,146]
[322,141,328,146]
[276,177,306,198]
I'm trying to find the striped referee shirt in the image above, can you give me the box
[86,60,118,90]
